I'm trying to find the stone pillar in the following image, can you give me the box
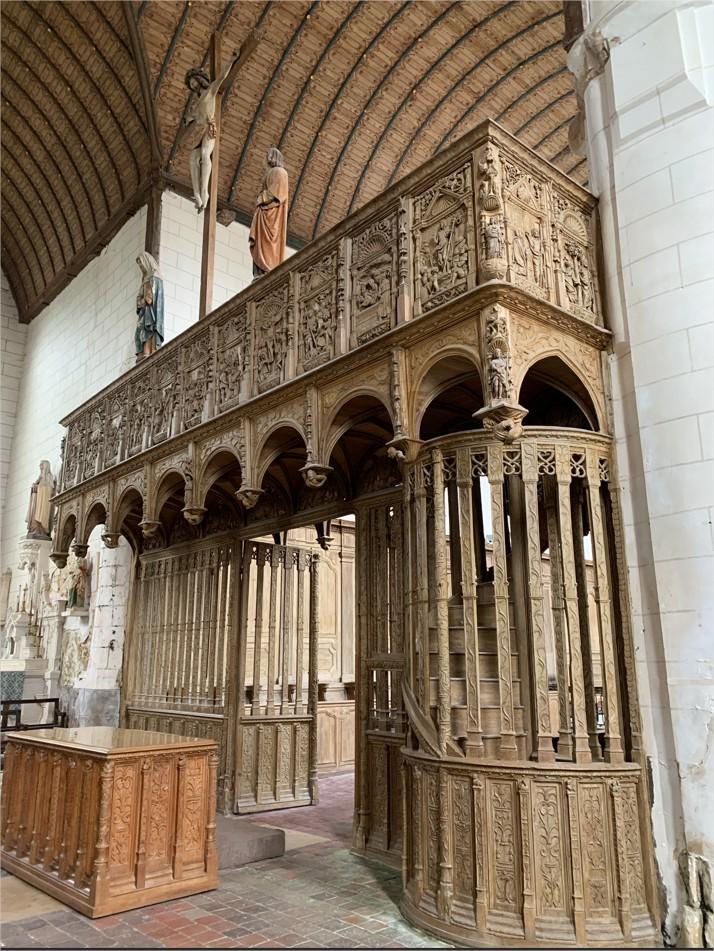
[62,531,133,728]
[569,1,713,943]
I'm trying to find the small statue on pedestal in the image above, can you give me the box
[135,253,164,362]
[249,148,289,279]
[66,556,88,610]
[25,461,55,538]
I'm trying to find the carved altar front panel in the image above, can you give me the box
[1,729,217,917]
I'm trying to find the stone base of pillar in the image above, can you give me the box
[59,685,120,728]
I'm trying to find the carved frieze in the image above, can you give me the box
[414,165,475,315]
[105,392,128,469]
[255,283,290,393]
[350,215,397,345]
[299,253,337,372]
[127,374,151,458]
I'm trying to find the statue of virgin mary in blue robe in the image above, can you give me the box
[135,252,164,360]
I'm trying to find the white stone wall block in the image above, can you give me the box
[640,416,703,471]
[679,231,714,286]
[633,329,693,387]
[626,246,681,304]
[651,509,714,560]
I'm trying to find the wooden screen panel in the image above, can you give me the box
[124,536,237,803]
[354,497,405,867]
[234,542,319,813]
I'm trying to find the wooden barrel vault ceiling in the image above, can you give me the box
[1,0,585,323]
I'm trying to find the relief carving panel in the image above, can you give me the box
[351,215,397,344]
[414,165,475,314]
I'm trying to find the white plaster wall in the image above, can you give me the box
[159,190,296,334]
[1,210,148,576]
[1,191,285,580]
[575,0,714,936]
[0,270,27,521]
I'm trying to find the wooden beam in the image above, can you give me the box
[145,185,163,261]
[123,0,163,171]
[199,33,222,321]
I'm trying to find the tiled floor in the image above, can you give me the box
[1,772,451,950]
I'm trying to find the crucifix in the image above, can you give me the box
[179,32,258,319]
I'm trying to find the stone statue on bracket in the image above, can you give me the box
[25,460,55,538]
[249,148,289,279]
[135,253,164,362]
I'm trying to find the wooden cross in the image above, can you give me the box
[199,32,257,320]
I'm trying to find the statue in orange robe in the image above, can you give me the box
[249,148,289,278]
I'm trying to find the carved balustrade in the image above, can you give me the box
[52,118,603,542]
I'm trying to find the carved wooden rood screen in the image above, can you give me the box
[52,120,660,947]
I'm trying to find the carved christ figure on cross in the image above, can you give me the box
[180,35,258,213]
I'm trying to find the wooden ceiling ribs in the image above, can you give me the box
[2,0,585,323]
[21,3,134,198]
[2,109,80,257]
[312,0,463,239]
[4,15,119,213]
[276,1,361,156]
[2,149,68,273]
[346,0,515,216]
[1,69,98,240]
[387,10,562,186]
[289,1,413,234]
[153,1,191,99]
[226,0,319,205]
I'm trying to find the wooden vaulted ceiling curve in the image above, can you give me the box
[1,0,585,323]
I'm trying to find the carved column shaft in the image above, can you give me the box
[294,555,307,713]
[544,478,573,759]
[571,481,602,761]
[307,553,320,802]
[280,550,293,715]
[456,447,483,756]
[414,465,430,712]
[431,450,452,755]
[265,548,279,716]
[487,444,517,757]
[585,451,624,762]
[521,443,556,761]
[554,447,591,763]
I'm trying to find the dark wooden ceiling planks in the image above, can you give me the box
[1,0,584,322]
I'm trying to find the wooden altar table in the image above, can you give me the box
[1,727,218,917]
